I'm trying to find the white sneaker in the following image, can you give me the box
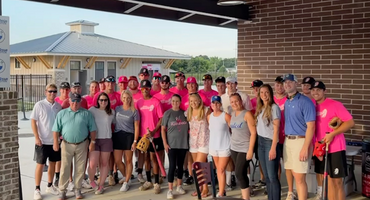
[45,185,59,195]
[153,183,161,194]
[167,190,174,199]
[82,179,92,189]
[137,174,145,184]
[34,189,42,200]
[286,192,298,200]
[120,182,130,192]
[314,193,323,200]
[176,185,186,194]
[67,181,75,192]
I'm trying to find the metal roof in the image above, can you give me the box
[10,31,191,59]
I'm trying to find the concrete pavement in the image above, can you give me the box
[18,111,366,200]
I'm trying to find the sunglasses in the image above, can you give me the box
[105,78,116,82]
[47,90,57,93]
[154,77,161,80]
[71,99,81,103]
[175,73,184,77]
[202,75,212,81]
[99,99,108,102]
[141,87,150,91]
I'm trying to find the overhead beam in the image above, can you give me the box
[165,59,175,69]
[57,56,66,69]
[61,56,70,69]
[15,57,31,69]
[179,13,195,21]
[120,58,132,69]
[37,56,52,69]
[86,57,98,69]
[220,19,235,26]
[124,4,143,13]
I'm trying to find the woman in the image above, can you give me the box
[207,96,231,197]
[88,92,115,194]
[113,90,140,192]
[255,84,281,200]
[229,93,256,200]
[187,92,212,198]
[161,94,189,199]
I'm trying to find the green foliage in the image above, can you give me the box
[171,55,236,73]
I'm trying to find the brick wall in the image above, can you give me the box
[0,91,20,200]
[237,0,370,142]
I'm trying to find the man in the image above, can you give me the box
[84,81,99,109]
[153,75,174,112]
[169,71,188,97]
[31,84,62,200]
[139,68,150,81]
[180,76,210,111]
[62,82,88,109]
[221,77,252,114]
[301,76,315,101]
[118,76,128,93]
[136,80,164,194]
[282,73,316,200]
[55,82,70,105]
[198,74,218,102]
[311,81,354,200]
[53,93,97,200]
[215,76,226,96]
[128,76,143,108]
[250,79,264,114]
[98,78,106,92]
[151,72,162,96]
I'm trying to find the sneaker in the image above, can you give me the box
[45,185,59,195]
[57,190,66,200]
[176,185,186,194]
[286,192,298,200]
[167,190,174,199]
[225,184,233,191]
[108,175,116,186]
[183,176,193,185]
[95,186,104,195]
[54,178,59,187]
[34,189,42,200]
[67,181,74,192]
[314,193,323,200]
[253,180,266,189]
[82,179,92,189]
[75,189,83,199]
[231,175,236,187]
[137,174,146,184]
[139,181,153,191]
[114,172,119,184]
[120,182,130,192]
[154,183,161,194]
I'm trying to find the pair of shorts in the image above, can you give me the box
[112,130,134,150]
[35,144,61,164]
[209,149,231,157]
[314,150,347,178]
[94,139,113,152]
[283,137,313,174]
[189,146,209,154]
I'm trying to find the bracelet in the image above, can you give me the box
[91,140,96,144]
[134,140,137,143]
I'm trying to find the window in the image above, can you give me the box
[70,61,81,70]
[95,61,104,80]
[107,62,116,78]
[15,58,20,69]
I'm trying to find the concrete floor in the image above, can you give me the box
[18,111,368,200]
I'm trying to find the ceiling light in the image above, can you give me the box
[217,0,246,6]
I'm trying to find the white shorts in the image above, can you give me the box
[209,149,231,158]
[189,146,209,154]
[283,137,313,174]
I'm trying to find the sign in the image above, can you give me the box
[0,16,9,88]
[142,63,160,71]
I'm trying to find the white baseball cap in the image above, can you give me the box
[226,77,237,83]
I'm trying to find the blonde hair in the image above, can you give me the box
[121,90,136,112]
[45,83,57,90]
[187,93,206,121]
[254,84,276,126]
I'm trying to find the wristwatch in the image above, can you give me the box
[91,140,96,144]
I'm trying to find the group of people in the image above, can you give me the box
[31,67,354,200]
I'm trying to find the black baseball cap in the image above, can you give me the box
[215,76,226,83]
[141,80,152,88]
[99,78,105,83]
[302,76,315,85]
[202,74,213,81]
[70,92,81,101]
[105,75,116,82]
[251,80,263,88]
[161,75,171,83]
[71,82,81,88]
[275,76,283,83]
[139,68,149,76]
[60,82,70,89]
[310,81,326,90]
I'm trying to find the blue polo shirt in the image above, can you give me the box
[52,107,97,143]
[284,93,316,136]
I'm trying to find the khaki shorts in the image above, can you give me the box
[283,137,313,174]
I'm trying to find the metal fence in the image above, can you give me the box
[7,74,52,111]
[169,72,237,85]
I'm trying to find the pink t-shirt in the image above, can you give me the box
[198,89,218,102]
[84,95,95,109]
[137,97,164,138]
[169,87,188,97]
[55,96,66,105]
[93,91,122,110]
[180,92,210,111]
[150,88,161,96]
[131,90,143,109]
[153,91,174,112]
[250,97,257,115]
[274,96,287,144]
[315,98,352,153]
[61,97,88,109]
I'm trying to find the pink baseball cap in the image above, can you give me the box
[186,76,197,84]
[153,72,162,77]
[118,76,128,83]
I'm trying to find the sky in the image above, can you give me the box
[4,0,237,58]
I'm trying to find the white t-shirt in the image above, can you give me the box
[88,107,115,139]
[30,99,62,145]
[221,91,253,114]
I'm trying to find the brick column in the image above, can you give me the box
[0,91,20,200]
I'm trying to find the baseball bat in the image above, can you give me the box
[149,137,167,177]
[322,132,330,200]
